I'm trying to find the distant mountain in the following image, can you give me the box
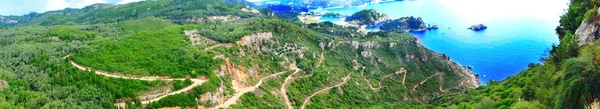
[0,0,258,27]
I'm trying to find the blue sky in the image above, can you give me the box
[0,0,143,16]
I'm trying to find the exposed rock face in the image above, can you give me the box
[241,7,260,14]
[345,9,391,27]
[468,24,487,30]
[575,20,600,46]
[0,16,18,24]
[379,16,437,32]
[236,32,274,51]
[0,80,8,90]
[574,8,600,46]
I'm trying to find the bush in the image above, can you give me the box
[510,101,542,109]
[474,98,495,109]
[584,6,599,21]
[46,28,98,41]
[172,79,193,90]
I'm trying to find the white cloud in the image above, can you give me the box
[0,0,138,15]
[45,0,108,12]
[117,0,142,4]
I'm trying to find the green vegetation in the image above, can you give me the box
[560,0,600,31]
[148,73,223,108]
[4,0,599,108]
[118,17,174,33]
[1,0,257,27]
[46,27,99,41]
[430,0,600,108]
[173,79,193,90]
[72,26,221,77]
[0,28,164,108]
[379,16,429,31]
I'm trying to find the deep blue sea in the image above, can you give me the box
[251,0,568,84]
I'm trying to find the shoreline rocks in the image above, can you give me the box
[468,24,487,31]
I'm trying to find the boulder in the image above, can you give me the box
[0,80,8,90]
[574,8,600,46]
[468,24,487,30]
[574,20,599,46]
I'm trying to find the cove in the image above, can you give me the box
[249,0,568,84]
[313,0,567,84]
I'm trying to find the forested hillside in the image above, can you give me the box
[0,0,479,108]
[430,0,600,108]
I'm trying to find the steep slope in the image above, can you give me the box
[430,0,600,108]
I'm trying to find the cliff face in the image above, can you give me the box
[575,8,600,46]
[345,9,391,27]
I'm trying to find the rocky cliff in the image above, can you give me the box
[575,8,600,46]
[379,16,437,32]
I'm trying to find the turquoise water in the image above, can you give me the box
[254,0,568,84]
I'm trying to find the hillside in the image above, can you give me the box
[0,0,479,109]
[345,9,391,27]
[429,0,600,108]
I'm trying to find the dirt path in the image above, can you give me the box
[401,68,408,88]
[69,60,207,108]
[314,52,325,68]
[437,73,466,92]
[360,68,406,91]
[360,67,381,90]
[411,72,441,92]
[300,73,352,109]
[213,71,287,109]
[62,54,71,59]
[281,69,301,109]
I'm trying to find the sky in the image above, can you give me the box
[0,0,144,16]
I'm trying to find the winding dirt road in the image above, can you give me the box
[69,60,207,108]
[411,72,442,92]
[315,52,325,68]
[213,71,287,109]
[300,73,352,109]
[281,69,301,109]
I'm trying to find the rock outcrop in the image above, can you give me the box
[345,9,391,27]
[575,20,599,46]
[468,24,487,31]
[574,8,600,46]
[0,80,8,90]
[379,16,438,32]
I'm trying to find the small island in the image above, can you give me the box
[379,16,438,32]
[345,9,391,27]
[468,24,487,31]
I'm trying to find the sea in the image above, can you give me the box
[251,0,569,84]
